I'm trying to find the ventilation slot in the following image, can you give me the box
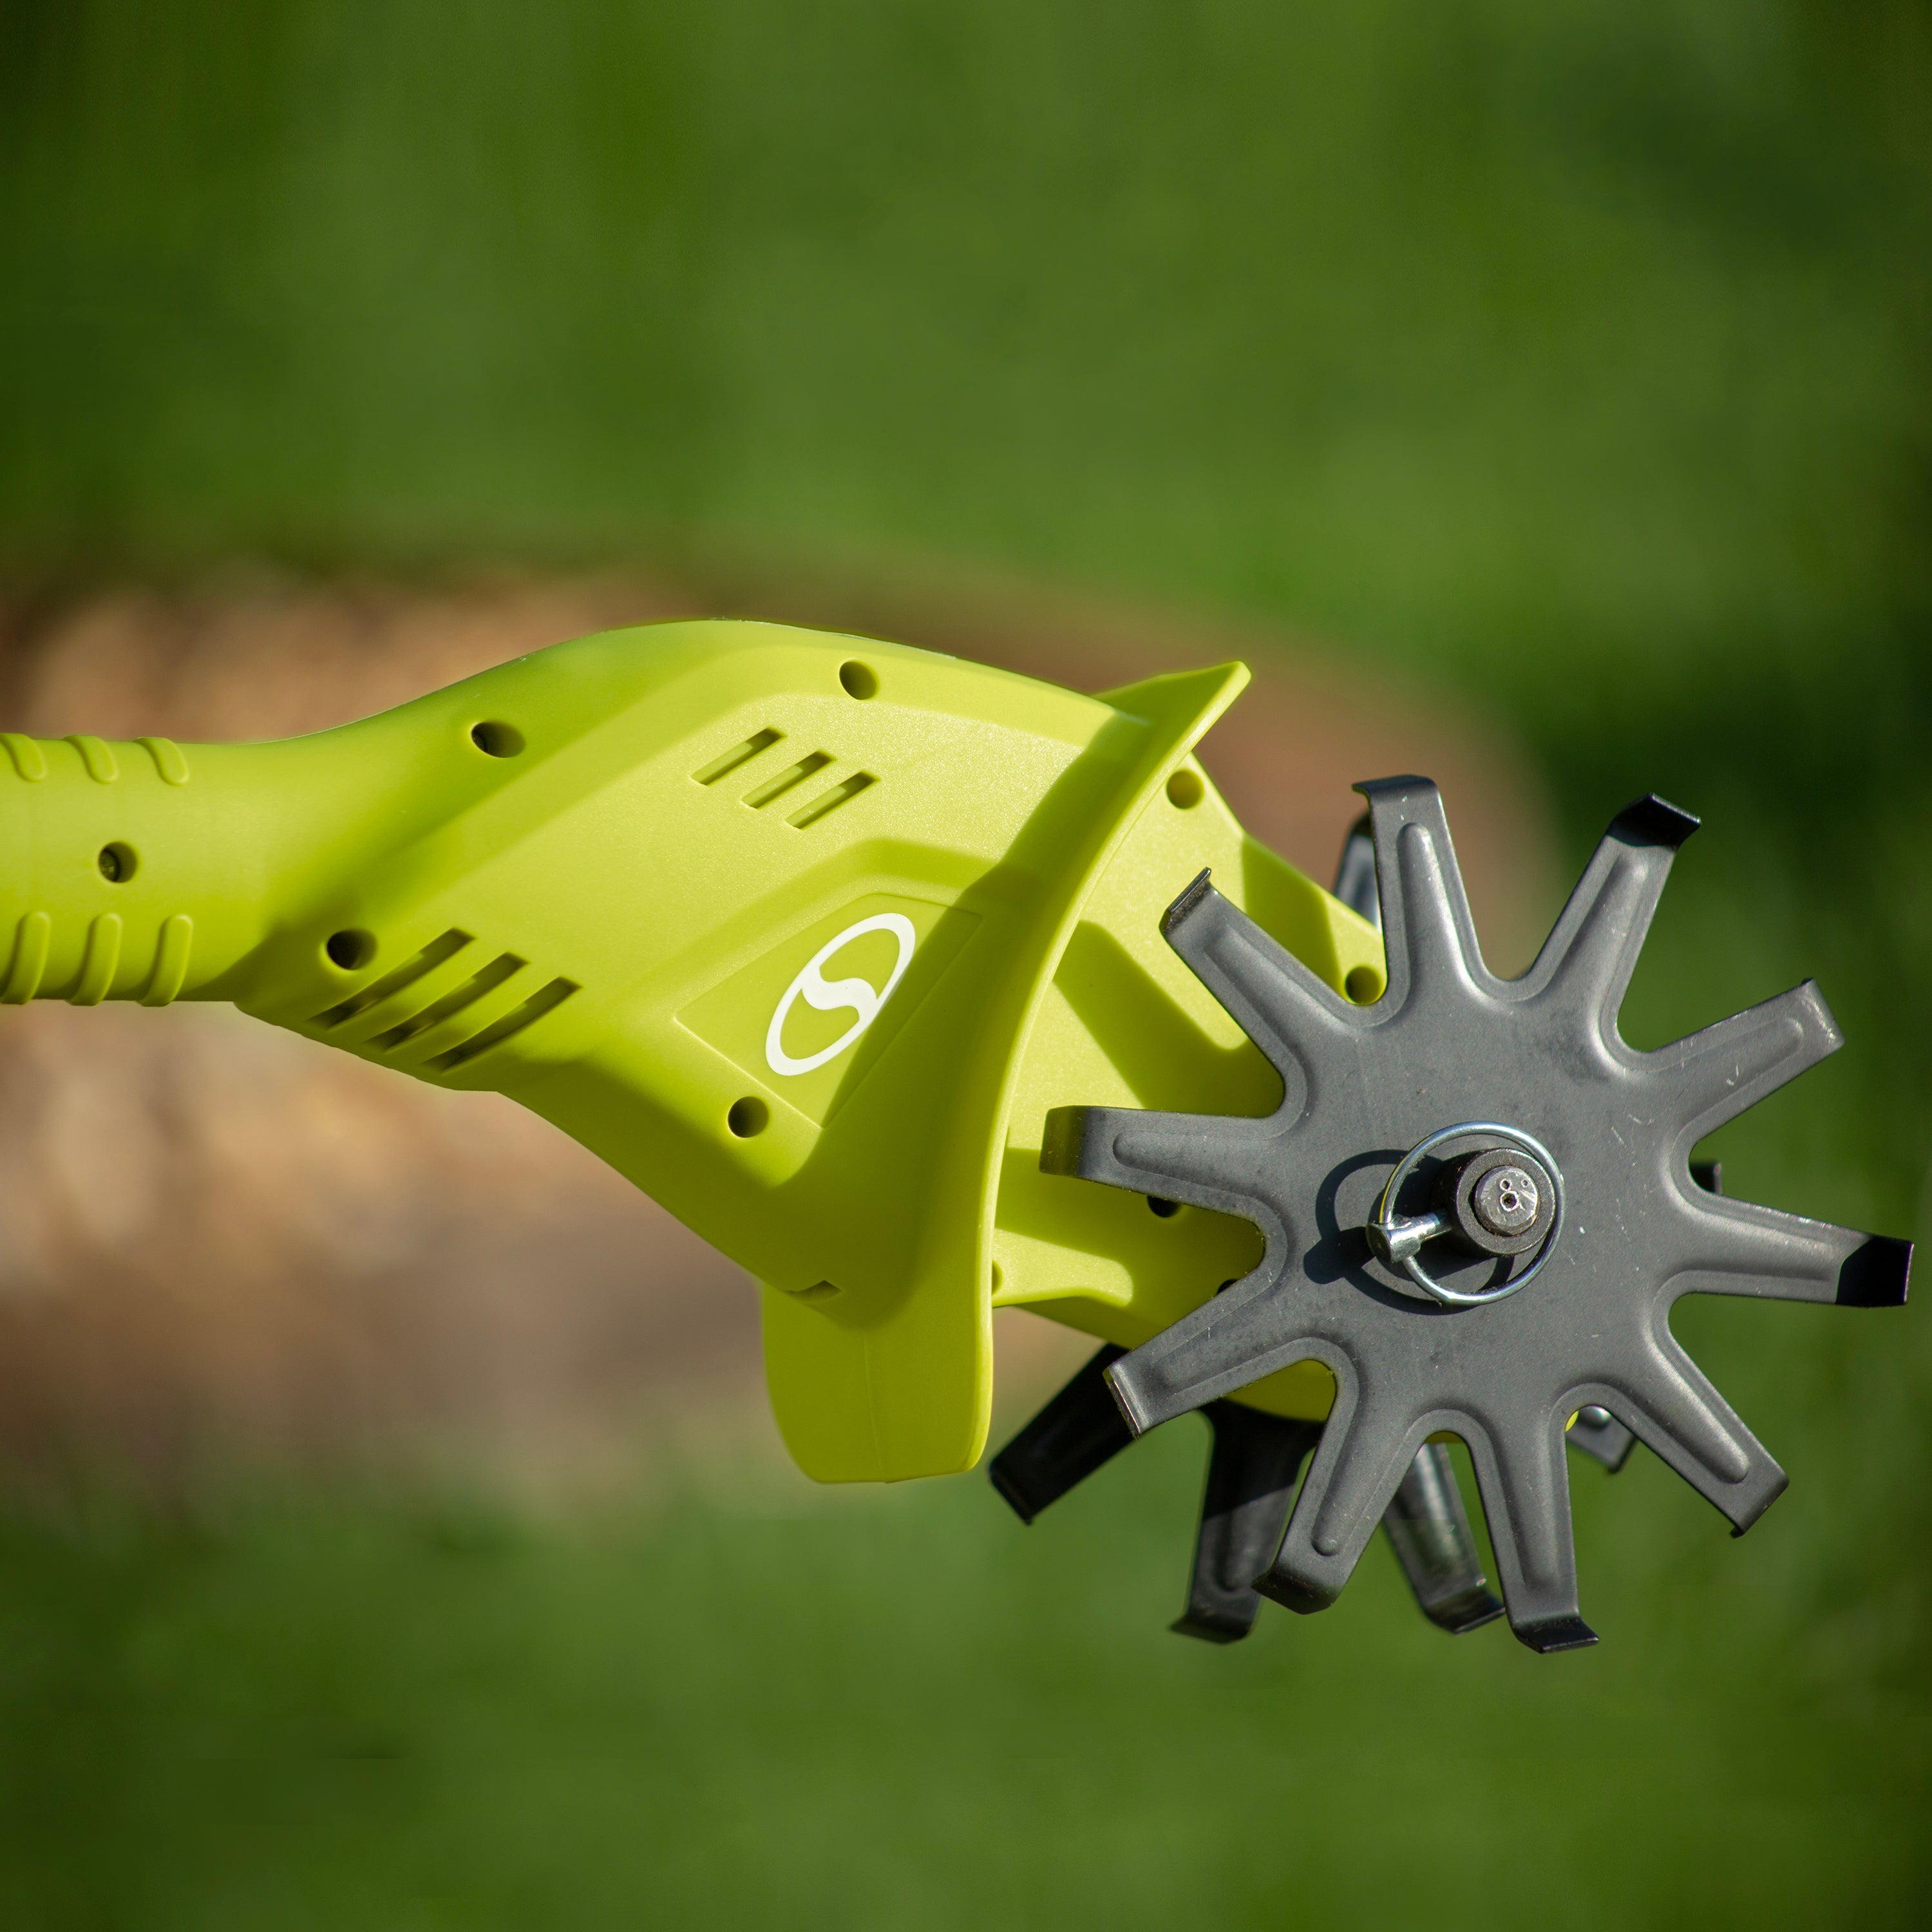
[692,729,782,786]
[371,953,527,1052]
[787,772,876,829]
[428,977,579,1072]
[314,929,472,1028]
[744,753,832,809]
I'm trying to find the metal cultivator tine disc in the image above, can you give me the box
[1041,779,1912,1653]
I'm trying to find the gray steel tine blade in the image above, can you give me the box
[1464,1414,1598,1653]
[1520,795,1696,1024]
[1173,1402,1322,1643]
[1356,775,1490,1008]
[1380,1441,1505,1634]
[987,1345,1132,1523]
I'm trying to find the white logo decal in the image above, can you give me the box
[764,914,918,1077]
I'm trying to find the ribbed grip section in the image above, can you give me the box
[0,733,236,1005]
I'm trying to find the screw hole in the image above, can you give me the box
[838,661,878,701]
[325,929,377,971]
[1345,964,1384,1005]
[728,1097,770,1139]
[97,842,137,883]
[1165,770,1204,810]
[470,721,525,757]
[1147,1196,1181,1218]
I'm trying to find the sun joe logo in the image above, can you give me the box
[764,913,918,1077]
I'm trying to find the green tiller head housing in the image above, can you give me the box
[0,620,1379,1482]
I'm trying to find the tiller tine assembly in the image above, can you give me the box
[1041,779,1911,1652]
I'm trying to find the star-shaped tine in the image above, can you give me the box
[1039,1097,1284,1231]
[1589,1325,1789,1532]
[1653,983,1843,1144]
[1457,1412,1598,1652]
[1672,1194,1911,1309]
[1520,795,1698,1026]
[1355,777,1490,1010]
[1251,1377,1431,1615]
[1157,867,1364,1081]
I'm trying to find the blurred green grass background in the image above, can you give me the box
[3,0,1931,1923]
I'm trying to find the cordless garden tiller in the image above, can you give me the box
[0,619,1906,1651]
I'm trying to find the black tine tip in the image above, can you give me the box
[1159,867,1215,933]
[1610,794,1700,850]
[986,1461,1041,1525]
[1170,1606,1256,1645]
[1352,774,1431,797]
[1515,1615,1600,1654]
[1835,1235,1912,1308]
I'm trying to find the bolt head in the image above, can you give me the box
[1436,1142,1558,1258]
[1472,1164,1540,1237]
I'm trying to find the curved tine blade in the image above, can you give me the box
[1381,1442,1504,1634]
[1354,777,1486,1008]
[1674,1196,1912,1309]
[1609,1335,1788,1533]
[1173,1403,1322,1643]
[1253,1383,1416,1615]
[1566,1406,1638,1472]
[1160,871,1359,1072]
[1332,812,1381,928]
[1654,981,1843,1143]
[1106,1268,1311,1434]
[1039,1103,1278,1224]
[1523,795,1697,1025]
[987,1345,1131,1524]
[1463,1417,1597,1653]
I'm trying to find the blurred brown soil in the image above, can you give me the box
[0,565,1556,1492]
